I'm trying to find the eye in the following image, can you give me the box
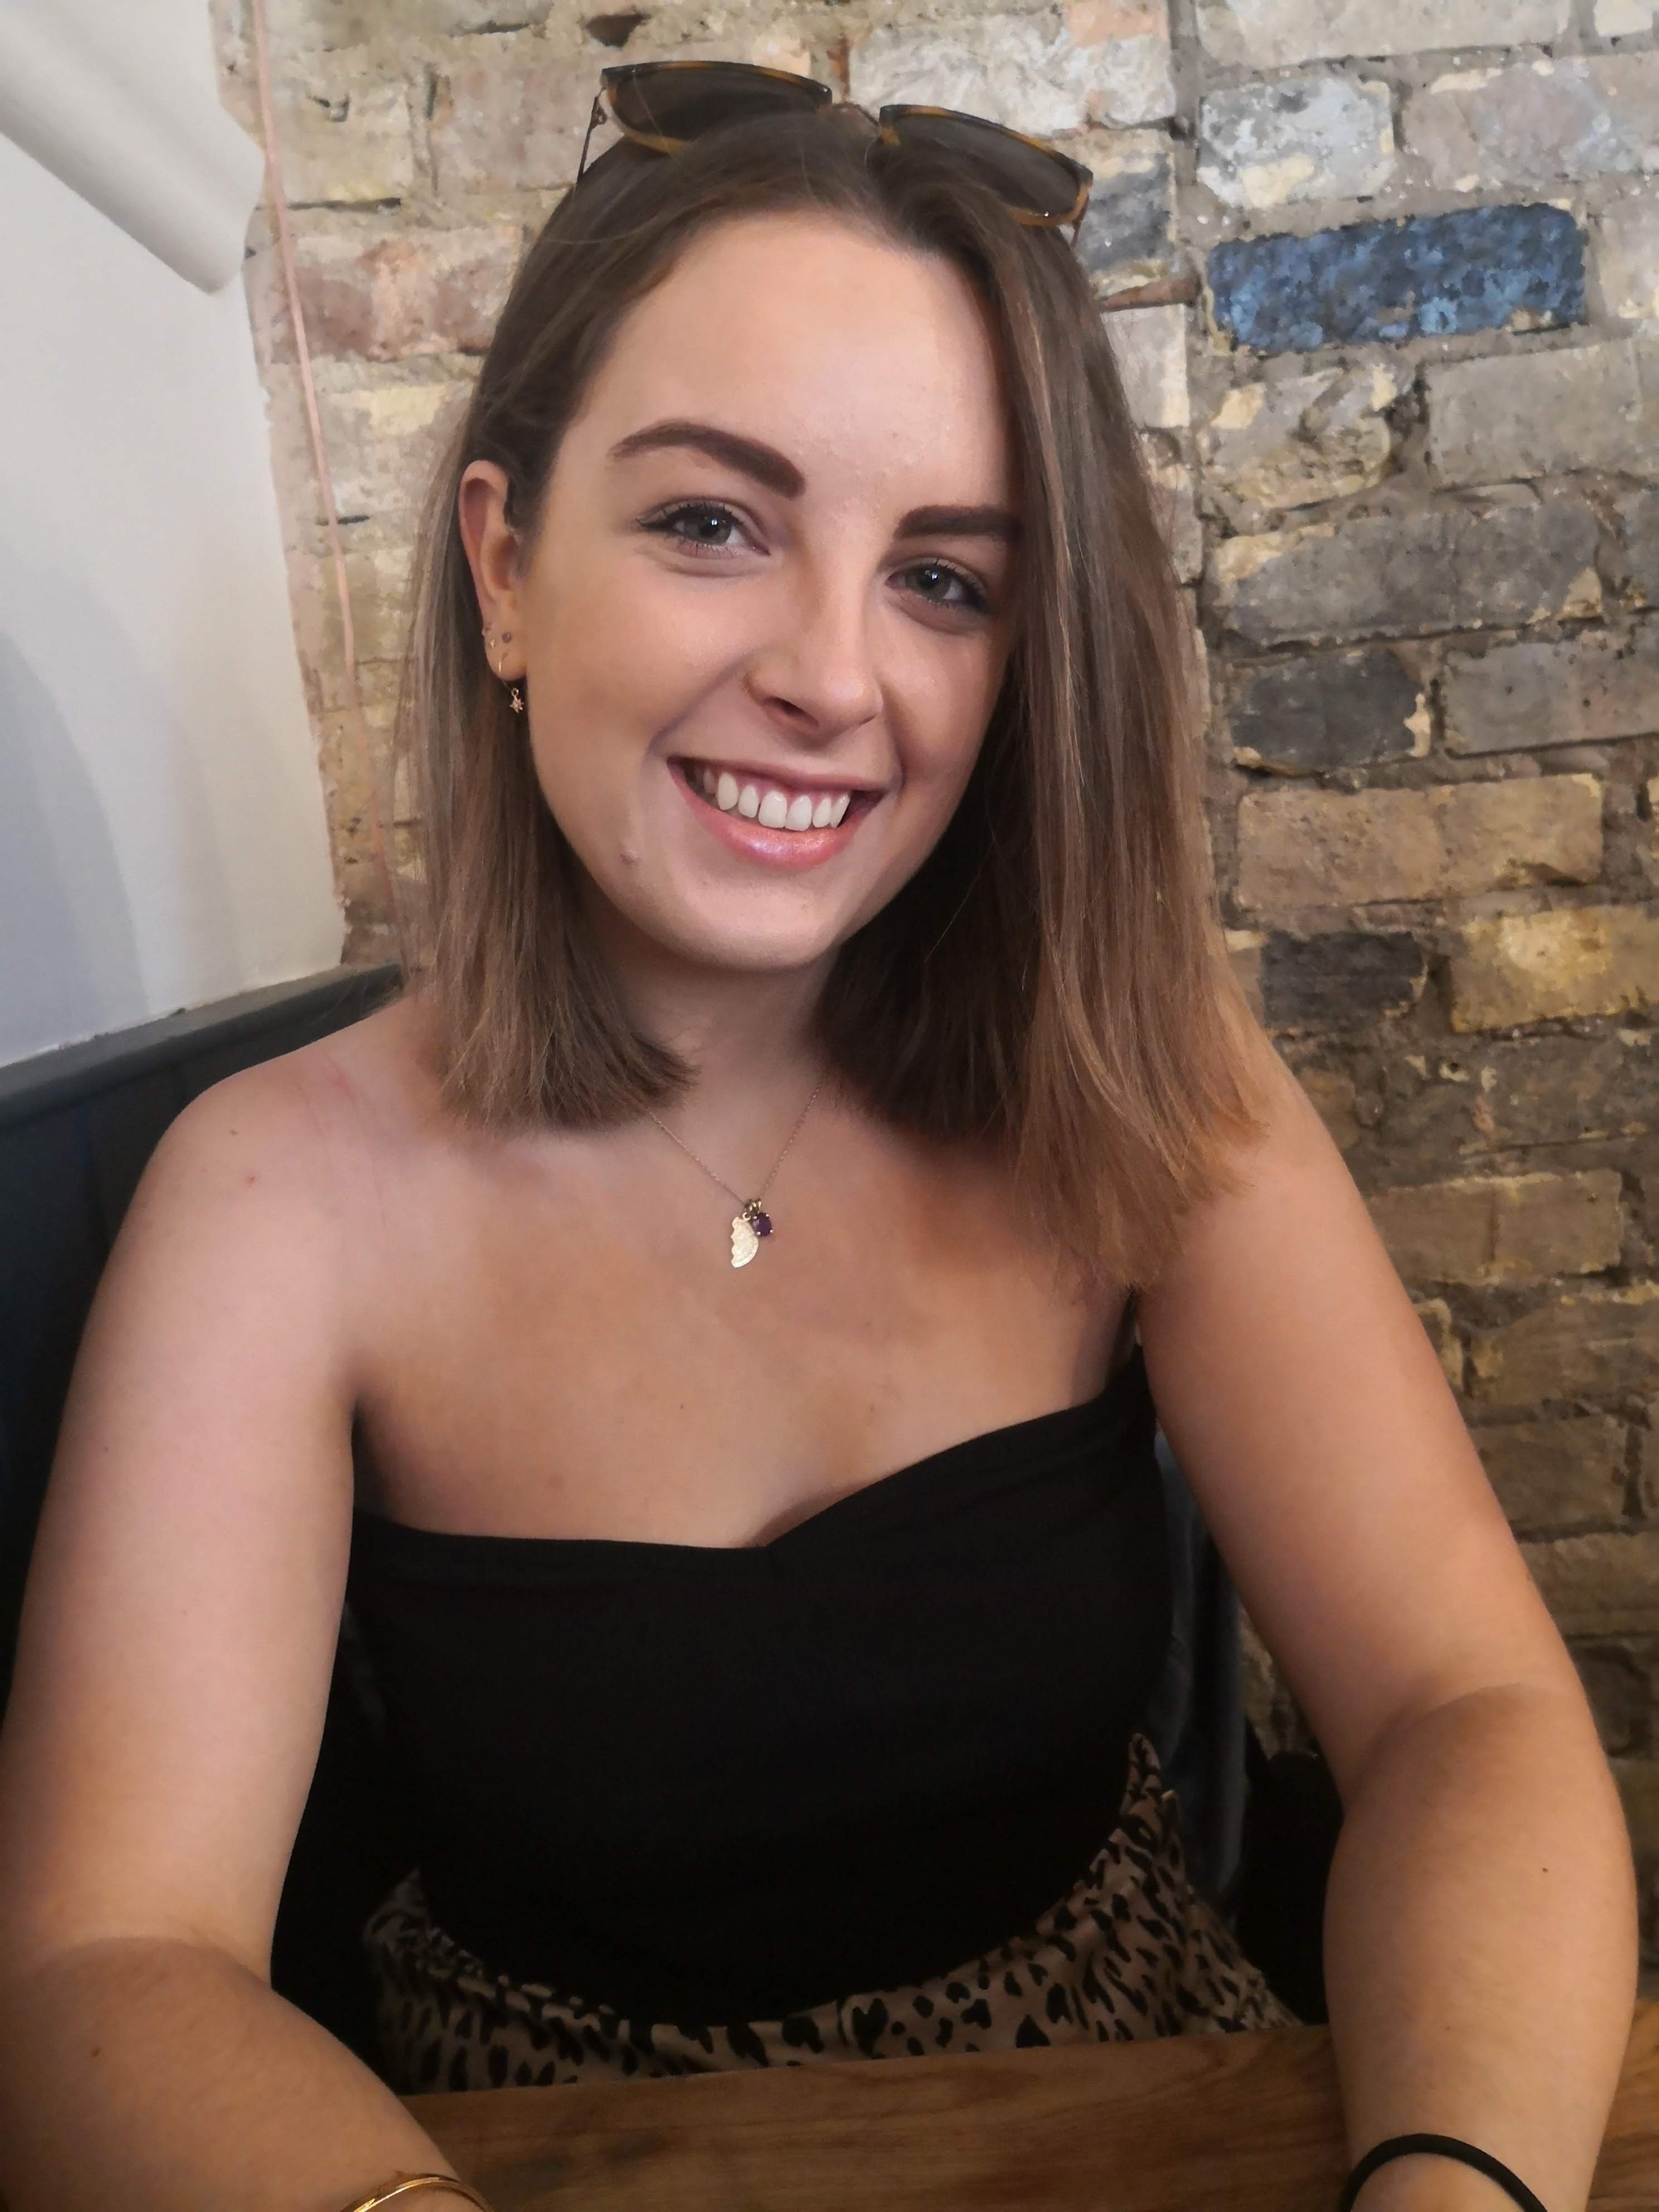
[902,557,992,616]
[642,500,752,556]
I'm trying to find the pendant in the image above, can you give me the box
[729,1199,773,1269]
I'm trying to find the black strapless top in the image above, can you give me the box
[343,1342,1171,2023]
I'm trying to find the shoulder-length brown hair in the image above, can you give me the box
[392,100,1269,1291]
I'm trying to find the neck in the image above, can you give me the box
[588,898,840,1116]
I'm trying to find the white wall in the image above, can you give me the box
[0,0,343,1069]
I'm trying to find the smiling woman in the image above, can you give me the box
[0,62,1638,2212]
[342,95,1275,2103]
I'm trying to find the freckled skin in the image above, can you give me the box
[455,210,1022,1048]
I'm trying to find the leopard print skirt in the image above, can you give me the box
[362,1730,1297,2096]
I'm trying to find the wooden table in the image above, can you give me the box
[411,1999,1659,2210]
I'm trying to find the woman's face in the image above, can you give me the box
[459,208,1021,983]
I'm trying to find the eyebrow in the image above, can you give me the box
[606,417,1022,545]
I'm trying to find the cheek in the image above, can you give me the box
[904,676,998,805]
[530,569,731,743]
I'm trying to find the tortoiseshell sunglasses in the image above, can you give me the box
[574,59,1094,247]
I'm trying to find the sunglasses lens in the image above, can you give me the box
[889,110,1085,221]
[607,62,827,140]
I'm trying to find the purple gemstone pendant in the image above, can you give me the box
[730,1200,773,1269]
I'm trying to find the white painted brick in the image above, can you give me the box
[264,0,554,39]
[1060,1,1175,125]
[270,356,476,522]
[1594,0,1656,34]
[1599,193,1659,322]
[1426,338,1659,487]
[1104,304,1190,428]
[1201,363,1400,516]
[1196,0,1569,70]
[1405,54,1659,190]
[1199,75,1395,208]
[428,32,594,193]
[273,57,416,206]
[850,5,1175,134]
[1443,621,1659,753]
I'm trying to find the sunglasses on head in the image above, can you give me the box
[575,59,1094,247]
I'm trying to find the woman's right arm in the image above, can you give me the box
[0,1060,478,2212]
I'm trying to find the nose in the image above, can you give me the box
[743,562,884,746]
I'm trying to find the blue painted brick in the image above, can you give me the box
[1208,203,1585,355]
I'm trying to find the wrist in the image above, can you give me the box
[334,2173,497,2212]
[1347,2152,1545,2212]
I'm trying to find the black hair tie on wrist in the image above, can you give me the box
[1339,2133,1549,2212]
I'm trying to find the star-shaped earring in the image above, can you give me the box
[481,624,525,712]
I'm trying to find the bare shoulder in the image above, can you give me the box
[287,979,446,1128]
[156,985,442,1220]
[1136,1000,1583,1802]
[240,980,443,1146]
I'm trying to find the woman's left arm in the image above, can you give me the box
[1134,1018,1639,2212]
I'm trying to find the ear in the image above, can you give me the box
[457,460,525,678]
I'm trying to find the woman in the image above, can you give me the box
[0,65,1637,2212]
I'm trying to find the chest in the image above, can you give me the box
[349,1104,1129,1548]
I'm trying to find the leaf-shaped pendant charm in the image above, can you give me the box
[730,1212,760,1268]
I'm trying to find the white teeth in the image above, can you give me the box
[693,761,860,832]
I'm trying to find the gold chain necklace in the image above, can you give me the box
[644,1073,826,1268]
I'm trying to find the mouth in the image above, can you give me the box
[669,755,885,867]
[674,756,884,829]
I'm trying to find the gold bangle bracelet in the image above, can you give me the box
[336,2172,497,2212]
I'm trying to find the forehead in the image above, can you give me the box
[570,211,1015,501]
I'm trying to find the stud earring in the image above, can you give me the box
[482,623,523,710]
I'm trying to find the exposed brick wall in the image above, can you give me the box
[212,0,1659,1969]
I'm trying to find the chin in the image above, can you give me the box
[674,919,847,976]
[585,842,893,978]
